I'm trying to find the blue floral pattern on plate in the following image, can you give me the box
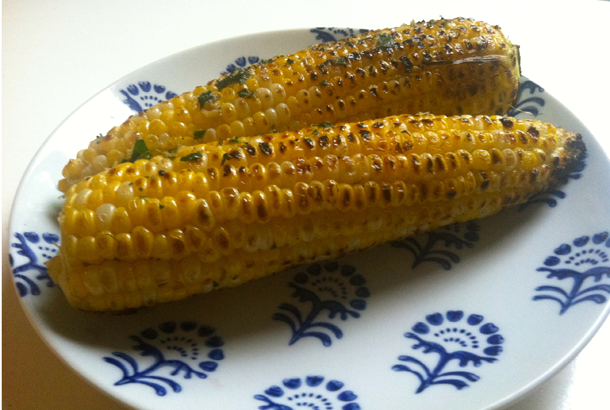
[103,321,224,396]
[392,222,480,270]
[534,232,610,314]
[220,27,368,76]
[254,375,360,410]
[119,82,178,113]
[393,310,503,393]
[273,262,369,347]
[507,79,545,118]
[310,27,369,43]
[222,56,260,74]
[10,232,58,297]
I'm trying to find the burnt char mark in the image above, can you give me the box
[479,171,490,190]
[529,167,539,184]
[500,118,513,128]
[565,133,587,162]
[259,142,272,155]
[527,126,540,142]
[550,132,587,182]
[382,185,392,202]
[245,145,257,156]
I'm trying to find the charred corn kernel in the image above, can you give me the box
[59,18,521,192]
[49,113,585,311]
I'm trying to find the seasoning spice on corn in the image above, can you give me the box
[58,17,521,193]
[47,114,585,311]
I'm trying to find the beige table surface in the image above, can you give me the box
[4,1,610,408]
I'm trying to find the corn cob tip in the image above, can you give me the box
[564,132,586,162]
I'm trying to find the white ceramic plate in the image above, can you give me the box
[9,28,610,410]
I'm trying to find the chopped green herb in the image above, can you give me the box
[320,56,348,67]
[216,67,250,90]
[128,139,151,162]
[237,88,254,98]
[377,33,394,49]
[180,152,203,162]
[331,56,348,66]
[346,41,355,47]
[213,281,219,287]
[312,129,319,135]
[139,196,150,199]
[138,187,144,191]
[194,130,206,140]
[129,182,133,186]
[259,58,273,65]
[96,133,104,139]
[320,80,330,87]
[286,58,295,64]
[198,90,218,108]
[221,153,231,165]
[159,204,165,209]
[314,121,334,128]
[166,147,179,154]
[228,136,243,144]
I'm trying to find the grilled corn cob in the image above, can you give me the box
[58,17,520,193]
[48,114,585,311]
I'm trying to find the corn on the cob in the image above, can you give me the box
[58,18,520,193]
[48,114,585,311]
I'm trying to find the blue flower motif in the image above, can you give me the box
[392,222,480,270]
[309,27,369,43]
[254,375,360,410]
[507,79,545,118]
[119,81,178,113]
[273,262,369,347]
[222,56,260,75]
[534,231,610,314]
[103,321,225,396]
[393,310,503,393]
[10,232,58,297]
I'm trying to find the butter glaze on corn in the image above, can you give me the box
[48,114,585,311]
[58,17,520,193]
